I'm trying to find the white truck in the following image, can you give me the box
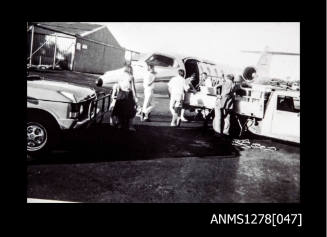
[183,83,300,143]
[234,85,300,143]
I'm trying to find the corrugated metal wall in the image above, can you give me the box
[73,27,125,74]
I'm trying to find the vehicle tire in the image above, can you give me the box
[27,115,59,158]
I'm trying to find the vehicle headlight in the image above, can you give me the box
[59,91,76,103]
[69,103,82,119]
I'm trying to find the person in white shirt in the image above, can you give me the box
[199,72,212,87]
[204,76,213,88]
[168,69,188,127]
[181,73,197,122]
[141,64,156,121]
[111,65,138,131]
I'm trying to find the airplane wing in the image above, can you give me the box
[242,50,300,56]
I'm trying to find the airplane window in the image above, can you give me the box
[146,54,174,67]
[277,96,300,113]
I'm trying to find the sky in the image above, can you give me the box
[95,22,300,81]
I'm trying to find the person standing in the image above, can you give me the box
[185,73,197,91]
[111,65,138,131]
[212,74,236,136]
[199,72,211,87]
[168,69,187,127]
[181,73,197,122]
[141,63,156,122]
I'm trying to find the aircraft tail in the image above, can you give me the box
[242,46,300,79]
[256,47,272,78]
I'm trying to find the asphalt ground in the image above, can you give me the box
[27,70,300,203]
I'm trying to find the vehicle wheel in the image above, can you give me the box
[27,116,58,158]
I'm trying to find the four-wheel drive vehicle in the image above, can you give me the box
[27,75,110,156]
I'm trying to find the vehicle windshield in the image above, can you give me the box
[277,95,300,113]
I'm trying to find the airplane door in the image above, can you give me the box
[271,95,300,142]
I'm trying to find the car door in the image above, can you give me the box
[270,95,300,142]
[145,54,178,82]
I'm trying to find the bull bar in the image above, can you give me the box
[90,90,112,124]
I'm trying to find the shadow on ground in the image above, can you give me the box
[29,121,240,165]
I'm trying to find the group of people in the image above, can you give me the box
[167,69,237,136]
[110,62,238,138]
[110,63,156,131]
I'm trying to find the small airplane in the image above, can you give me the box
[98,47,299,89]
[96,51,233,89]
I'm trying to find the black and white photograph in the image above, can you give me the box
[26,22,302,204]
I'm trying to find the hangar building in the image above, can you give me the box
[27,22,126,74]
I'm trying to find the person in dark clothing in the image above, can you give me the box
[112,65,138,131]
[212,74,236,136]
